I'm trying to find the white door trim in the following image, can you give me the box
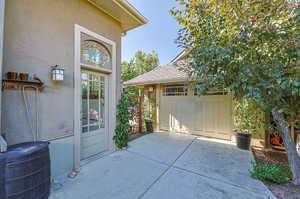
[74,24,117,169]
[0,0,5,151]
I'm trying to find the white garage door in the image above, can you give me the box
[160,95,232,140]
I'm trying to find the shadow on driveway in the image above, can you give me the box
[50,132,275,199]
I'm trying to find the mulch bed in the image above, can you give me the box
[128,133,142,141]
[252,147,300,199]
[252,147,288,164]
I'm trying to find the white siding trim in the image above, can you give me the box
[155,84,160,131]
[74,25,81,169]
[0,0,5,137]
[80,63,112,74]
[74,24,117,169]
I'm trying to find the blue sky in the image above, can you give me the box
[122,0,183,66]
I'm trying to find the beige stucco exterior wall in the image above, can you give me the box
[2,0,122,143]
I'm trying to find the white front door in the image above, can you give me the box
[74,24,117,168]
[80,71,108,160]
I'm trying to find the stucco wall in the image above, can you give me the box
[49,136,74,178]
[2,0,122,144]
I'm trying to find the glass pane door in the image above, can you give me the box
[81,71,107,160]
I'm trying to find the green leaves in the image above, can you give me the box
[113,91,131,148]
[171,0,300,121]
[121,50,160,97]
[234,99,264,134]
[251,161,292,184]
[121,50,159,83]
[142,98,156,122]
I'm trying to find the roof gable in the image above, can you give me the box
[124,64,189,86]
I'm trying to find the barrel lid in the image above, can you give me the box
[0,142,49,160]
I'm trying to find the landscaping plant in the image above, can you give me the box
[142,98,156,133]
[234,99,264,149]
[171,0,300,184]
[234,99,264,135]
[113,91,131,148]
[251,161,292,184]
[142,98,156,123]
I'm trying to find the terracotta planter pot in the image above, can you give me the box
[6,72,18,80]
[19,73,29,81]
[236,133,252,150]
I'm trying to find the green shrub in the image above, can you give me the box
[113,91,131,148]
[250,161,292,184]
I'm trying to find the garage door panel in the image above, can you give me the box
[160,97,171,130]
[172,101,181,132]
[160,94,232,139]
[217,102,226,133]
[179,97,195,132]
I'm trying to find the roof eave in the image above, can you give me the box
[88,0,148,33]
[115,0,149,27]
[124,78,190,86]
[170,50,191,64]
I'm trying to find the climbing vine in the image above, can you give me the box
[113,91,131,148]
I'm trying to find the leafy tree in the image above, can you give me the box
[121,50,159,96]
[171,0,300,184]
[121,50,159,82]
[121,59,139,83]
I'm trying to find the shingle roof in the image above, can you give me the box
[124,64,189,86]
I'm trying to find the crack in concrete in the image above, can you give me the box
[125,150,170,167]
[129,136,272,199]
[136,137,197,199]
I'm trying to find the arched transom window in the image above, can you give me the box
[81,40,111,68]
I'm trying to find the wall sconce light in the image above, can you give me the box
[51,65,64,81]
[148,87,154,92]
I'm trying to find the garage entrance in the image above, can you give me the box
[159,87,233,140]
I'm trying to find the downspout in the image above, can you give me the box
[0,0,7,152]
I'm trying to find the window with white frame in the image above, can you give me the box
[194,88,228,96]
[163,86,188,96]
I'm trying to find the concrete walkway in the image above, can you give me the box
[50,132,275,199]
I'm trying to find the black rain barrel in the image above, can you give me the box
[0,142,51,199]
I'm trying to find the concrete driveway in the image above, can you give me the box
[50,132,275,199]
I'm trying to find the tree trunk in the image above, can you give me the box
[272,110,300,185]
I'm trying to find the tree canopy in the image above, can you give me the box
[121,50,159,96]
[121,50,159,82]
[171,0,300,184]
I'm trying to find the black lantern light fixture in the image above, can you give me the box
[51,65,64,81]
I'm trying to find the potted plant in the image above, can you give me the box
[234,129,253,150]
[234,99,263,150]
[143,98,156,133]
[144,114,154,133]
